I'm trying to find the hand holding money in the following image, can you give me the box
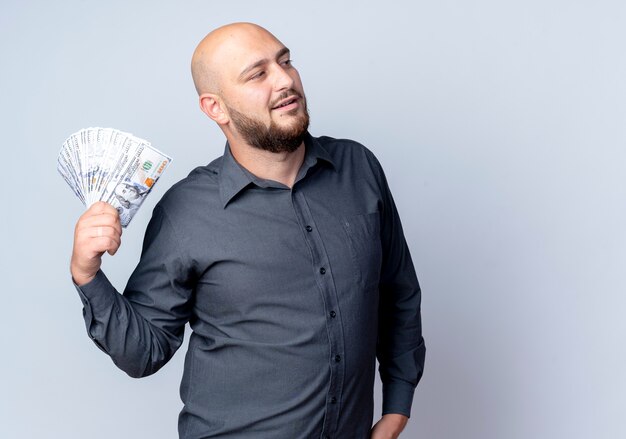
[58,127,172,227]
[60,127,171,285]
[71,202,122,286]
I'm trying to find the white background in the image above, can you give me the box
[1,1,624,438]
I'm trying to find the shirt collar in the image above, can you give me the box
[218,132,336,209]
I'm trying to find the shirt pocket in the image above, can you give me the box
[340,211,383,289]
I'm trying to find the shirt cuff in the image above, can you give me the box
[382,380,416,417]
[73,269,116,315]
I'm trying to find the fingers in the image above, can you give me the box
[85,201,118,216]
[77,222,122,254]
[78,213,123,238]
[71,202,123,279]
[90,231,122,253]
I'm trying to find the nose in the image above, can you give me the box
[272,62,295,91]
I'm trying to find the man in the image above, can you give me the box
[71,22,425,439]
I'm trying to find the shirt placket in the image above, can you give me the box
[291,187,346,439]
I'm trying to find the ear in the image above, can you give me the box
[199,93,229,125]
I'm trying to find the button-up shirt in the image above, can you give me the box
[76,133,425,439]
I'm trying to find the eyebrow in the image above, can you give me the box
[238,47,291,81]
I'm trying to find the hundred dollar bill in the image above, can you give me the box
[57,159,84,204]
[102,142,172,227]
[81,127,106,204]
[58,141,84,203]
[89,129,134,205]
[58,127,172,227]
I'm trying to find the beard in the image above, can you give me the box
[226,90,310,154]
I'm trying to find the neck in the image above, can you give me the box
[228,139,306,188]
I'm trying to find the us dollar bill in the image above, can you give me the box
[58,127,172,227]
[102,142,171,227]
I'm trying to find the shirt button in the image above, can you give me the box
[305,225,313,232]
[320,267,326,275]
[330,397,337,404]
[330,310,336,318]
[334,355,341,363]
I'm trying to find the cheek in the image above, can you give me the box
[231,88,273,112]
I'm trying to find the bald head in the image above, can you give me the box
[191,22,284,95]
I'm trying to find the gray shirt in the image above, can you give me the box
[76,133,425,439]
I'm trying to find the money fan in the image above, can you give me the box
[58,127,172,227]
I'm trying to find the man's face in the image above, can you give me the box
[217,30,309,152]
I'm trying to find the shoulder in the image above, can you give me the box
[154,156,223,220]
[314,134,385,178]
[316,135,372,154]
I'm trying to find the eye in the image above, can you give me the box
[249,71,265,80]
[281,58,293,67]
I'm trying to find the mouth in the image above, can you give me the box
[272,96,300,111]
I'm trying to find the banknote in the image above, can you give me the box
[103,142,172,226]
[58,127,172,227]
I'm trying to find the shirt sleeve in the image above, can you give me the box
[371,154,426,417]
[74,204,195,378]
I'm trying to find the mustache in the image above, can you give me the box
[270,89,304,108]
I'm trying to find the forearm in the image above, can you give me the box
[370,414,409,439]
